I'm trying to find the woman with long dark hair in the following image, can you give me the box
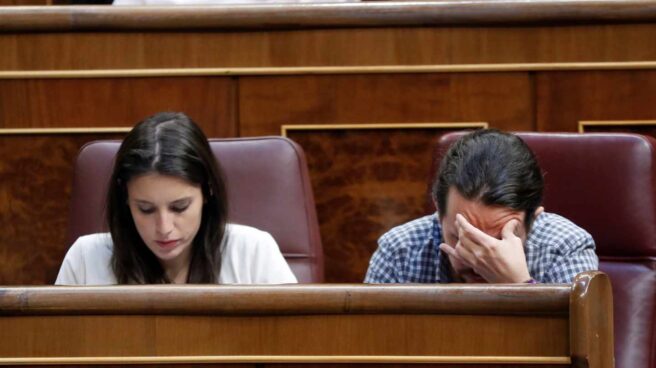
[56,112,296,284]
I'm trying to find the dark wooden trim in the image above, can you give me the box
[0,284,569,316]
[1,0,656,32]
[569,271,615,368]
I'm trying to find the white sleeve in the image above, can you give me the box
[252,231,298,284]
[221,225,299,284]
[55,239,85,285]
[55,234,116,285]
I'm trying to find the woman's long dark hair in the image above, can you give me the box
[107,112,228,284]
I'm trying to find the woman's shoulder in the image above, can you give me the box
[72,232,113,248]
[223,223,275,251]
[220,223,296,284]
[225,223,270,238]
[56,233,115,285]
[67,233,114,260]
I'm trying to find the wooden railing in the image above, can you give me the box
[0,271,613,367]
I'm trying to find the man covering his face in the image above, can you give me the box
[365,129,598,284]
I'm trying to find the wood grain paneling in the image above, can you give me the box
[536,71,656,132]
[239,73,533,136]
[0,314,568,357]
[0,77,237,137]
[0,133,125,285]
[1,24,656,70]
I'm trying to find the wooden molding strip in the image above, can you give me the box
[1,0,656,32]
[0,284,570,316]
[281,122,488,137]
[578,120,656,133]
[0,127,132,135]
[0,355,572,365]
[1,62,656,79]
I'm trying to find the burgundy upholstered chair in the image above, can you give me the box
[67,136,324,283]
[433,132,656,368]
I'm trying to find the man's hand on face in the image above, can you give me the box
[439,214,531,283]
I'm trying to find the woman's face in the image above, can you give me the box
[126,173,204,269]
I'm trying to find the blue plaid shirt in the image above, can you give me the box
[364,212,598,284]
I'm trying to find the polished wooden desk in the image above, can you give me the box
[0,271,613,367]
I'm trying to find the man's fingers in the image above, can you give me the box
[439,243,472,267]
[456,214,494,247]
[455,242,477,267]
[501,219,520,240]
[439,243,458,258]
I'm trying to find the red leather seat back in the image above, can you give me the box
[67,137,324,283]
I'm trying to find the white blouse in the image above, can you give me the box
[55,223,297,285]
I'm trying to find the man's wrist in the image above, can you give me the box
[524,278,538,284]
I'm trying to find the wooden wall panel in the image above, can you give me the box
[239,73,534,136]
[242,73,532,282]
[536,70,656,132]
[0,314,568,357]
[0,133,125,285]
[1,24,656,70]
[0,77,238,137]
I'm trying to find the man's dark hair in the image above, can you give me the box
[432,129,544,228]
[107,112,228,284]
